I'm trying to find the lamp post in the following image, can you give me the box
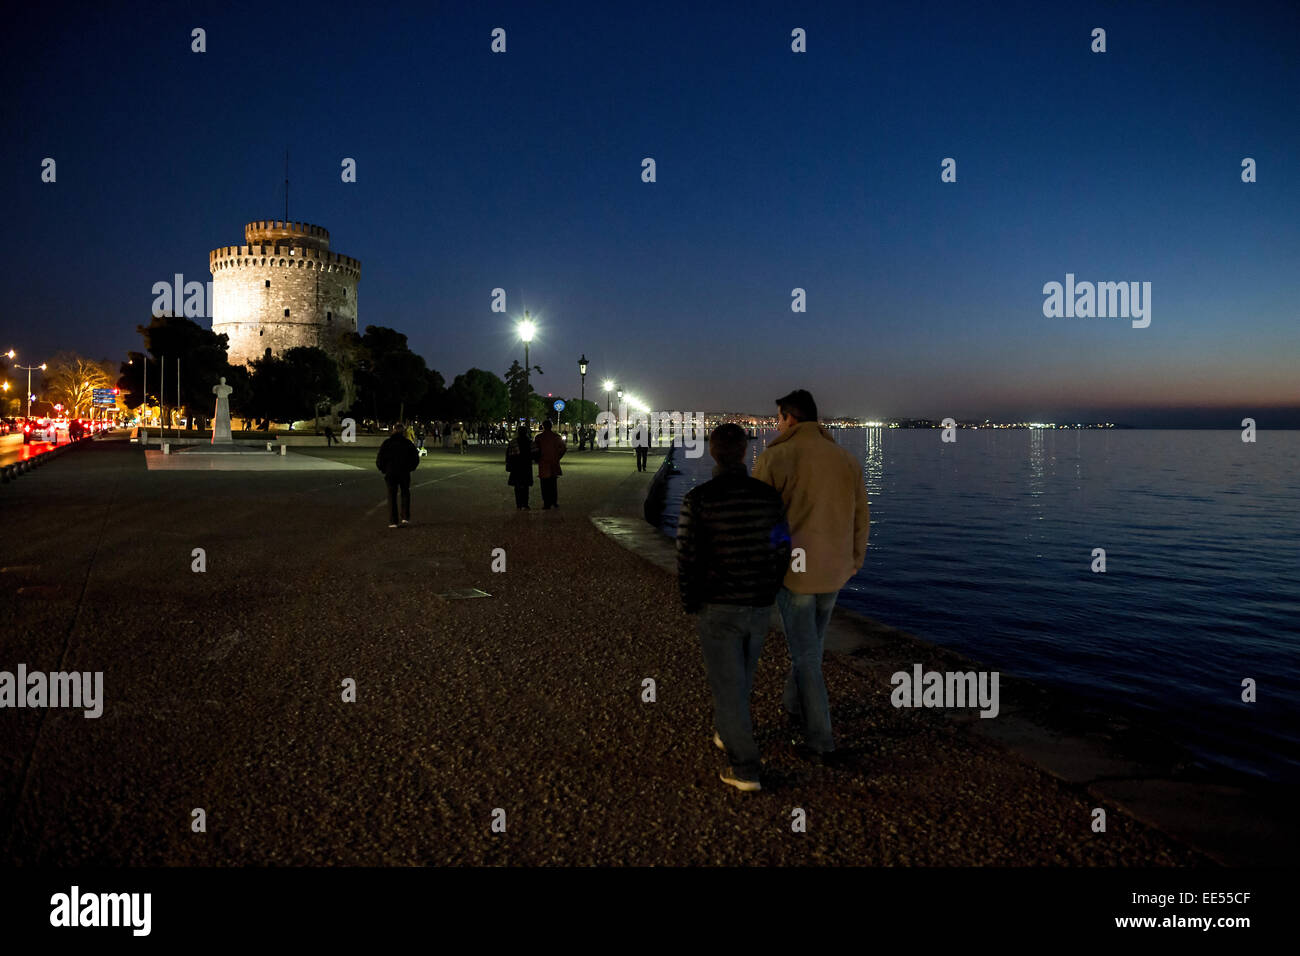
[578,354,588,436]
[602,379,614,449]
[15,360,46,420]
[616,387,623,447]
[517,313,535,426]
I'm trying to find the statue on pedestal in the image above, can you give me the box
[212,377,234,444]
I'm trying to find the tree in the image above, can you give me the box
[120,314,235,429]
[504,359,543,423]
[248,347,342,425]
[283,347,344,427]
[45,352,114,418]
[352,326,429,422]
[447,368,508,423]
[247,353,291,425]
[414,367,447,421]
[563,397,601,429]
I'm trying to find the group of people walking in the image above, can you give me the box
[373,388,870,795]
[507,419,566,510]
[676,389,870,792]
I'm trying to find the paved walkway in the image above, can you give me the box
[1,439,1212,865]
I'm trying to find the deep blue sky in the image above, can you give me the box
[3,0,1297,425]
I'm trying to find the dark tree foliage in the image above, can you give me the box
[117,314,236,428]
[351,326,429,422]
[249,347,343,424]
[447,367,508,423]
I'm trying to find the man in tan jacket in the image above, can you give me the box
[752,389,869,759]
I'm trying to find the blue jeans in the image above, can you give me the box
[776,587,838,753]
[696,603,771,777]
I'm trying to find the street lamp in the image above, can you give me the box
[517,313,535,425]
[15,360,46,420]
[578,354,588,436]
[602,379,614,449]
[616,387,624,447]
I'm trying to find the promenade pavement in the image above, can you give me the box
[0,437,1206,865]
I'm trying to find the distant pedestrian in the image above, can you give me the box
[677,423,791,792]
[636,431,650,471]
[533,419,566,509]
[324,425,335,447]
[376,422,420,528]
[752,389,869,762]
[415,422,425,449]
[457,422,468,454]
[506,425,534,510]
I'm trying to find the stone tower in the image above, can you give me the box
[209,220,361,368]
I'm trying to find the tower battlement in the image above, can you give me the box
[209,244,361,278]
[245,220,331,249]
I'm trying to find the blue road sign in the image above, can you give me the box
[553,399,566,412]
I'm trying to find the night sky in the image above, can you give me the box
[3,0,1297,425]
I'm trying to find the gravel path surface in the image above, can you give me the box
[0,439,1205,865]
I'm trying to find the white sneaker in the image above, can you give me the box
[719,768,761,792]
[713,731,725,751]
[388,523,398,529]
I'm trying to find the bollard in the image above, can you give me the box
[279,444,287,456]
[162,443,170,455]
[266,442,274,452]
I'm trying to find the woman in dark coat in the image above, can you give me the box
[506,425,535,510]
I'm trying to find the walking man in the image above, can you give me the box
[534,419,565,510]
[677,423,791,791]
[752,389,869,761]
[635,429,650,472]
[324,424,335,447]
[376,422,420,528]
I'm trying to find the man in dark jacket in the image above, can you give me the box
[676,423,791,792]
[376,422,420,528]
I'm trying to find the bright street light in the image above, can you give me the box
[517,312,536,424]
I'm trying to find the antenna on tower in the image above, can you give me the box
[284,148,289,222]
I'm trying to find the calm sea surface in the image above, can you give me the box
[658,429,1300,784]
